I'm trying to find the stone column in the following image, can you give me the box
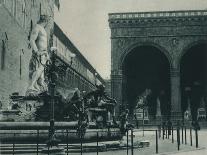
[111,69,122,118]
[170,68,182,123]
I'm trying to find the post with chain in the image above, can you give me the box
[37,129,39,155]
[131,129,134,155]
[190,127,192,146]
[127,129,129,155]
[97,132,99,155]
[195,128,198,148]
[156,130,158,154]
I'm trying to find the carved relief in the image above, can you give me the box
[172,38,179,46]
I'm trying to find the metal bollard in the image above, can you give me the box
[80,132,83,155]
[177,127,180,151]
[185,127,187,145]
[167,128,169,139]
[66,130,69,155]
[37,130,39,155]
[181,126,183,144]
[158,125,161,139]
[97,132,99,155]
[172,126,174,143]
[131,129,134,155]
[195,129,198,148]
[190,128,192,146]
[127,130,129,155]
[156,130,158,154]
[48,144,49,155]
[13,133,15,155]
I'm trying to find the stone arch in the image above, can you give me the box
[178,39,207,70]
[179,39,207,122]
[118,41,173,70]
[120,42,172,117]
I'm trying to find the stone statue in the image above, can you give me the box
[84,84,117,108]
[184,98,191,121]
[26,15,50,96]
[156,97,162,118]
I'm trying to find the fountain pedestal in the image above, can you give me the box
[0,110,20,121]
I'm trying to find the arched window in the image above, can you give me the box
[1,40,6,70]
[32,0,34,7]
[22,0,26,28]
[27,20,33,48]
[30,20,33,31]
[39,3,41,16]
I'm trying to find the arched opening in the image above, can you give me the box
[122,45,171,120]
[180,43,207,122]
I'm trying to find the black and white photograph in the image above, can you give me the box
[0,0,207,154]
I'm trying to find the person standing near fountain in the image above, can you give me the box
[26,15,50,96]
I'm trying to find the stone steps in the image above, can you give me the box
[0,141,120,154]
[0,134,150,154]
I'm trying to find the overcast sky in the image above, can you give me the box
[55,0,207,79]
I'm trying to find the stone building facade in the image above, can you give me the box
[53,23,105,97]
[0,0,55,108]
[109,10,207,121]
[0,0,105,110]
[104,79,111,96]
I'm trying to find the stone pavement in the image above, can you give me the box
[2,128,206,155]
[156,148,206,155]
[67,129,198,155]
[157,129,207,155]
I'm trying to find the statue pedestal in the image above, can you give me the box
[87,108,107,121]
[0,110,20,121]
[9,94,45,121]
[155,116,162,125]
[41,131,65,155]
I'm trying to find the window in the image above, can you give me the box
[30,20,33,33]
[39,3,41,16]
[12,0,16,17]
[31,0,34,7]
[22,3,26,28]
[27,20,33,48]
[1,40,6,70]
[19,50,23,79]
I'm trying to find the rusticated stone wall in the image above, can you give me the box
[0,0,55,108]
[109,10,207,120]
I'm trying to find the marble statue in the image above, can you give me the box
[156,97,162,118]
[26,15,50,96]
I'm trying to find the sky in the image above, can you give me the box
[54,0,207,79]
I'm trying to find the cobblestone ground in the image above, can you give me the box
[167,129,207,155]
[16,128,203,155]
[81,129,196,155]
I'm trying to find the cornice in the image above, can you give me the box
[109,10,207,28]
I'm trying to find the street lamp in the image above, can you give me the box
[41,47,65,154]
[42,47,76,154]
